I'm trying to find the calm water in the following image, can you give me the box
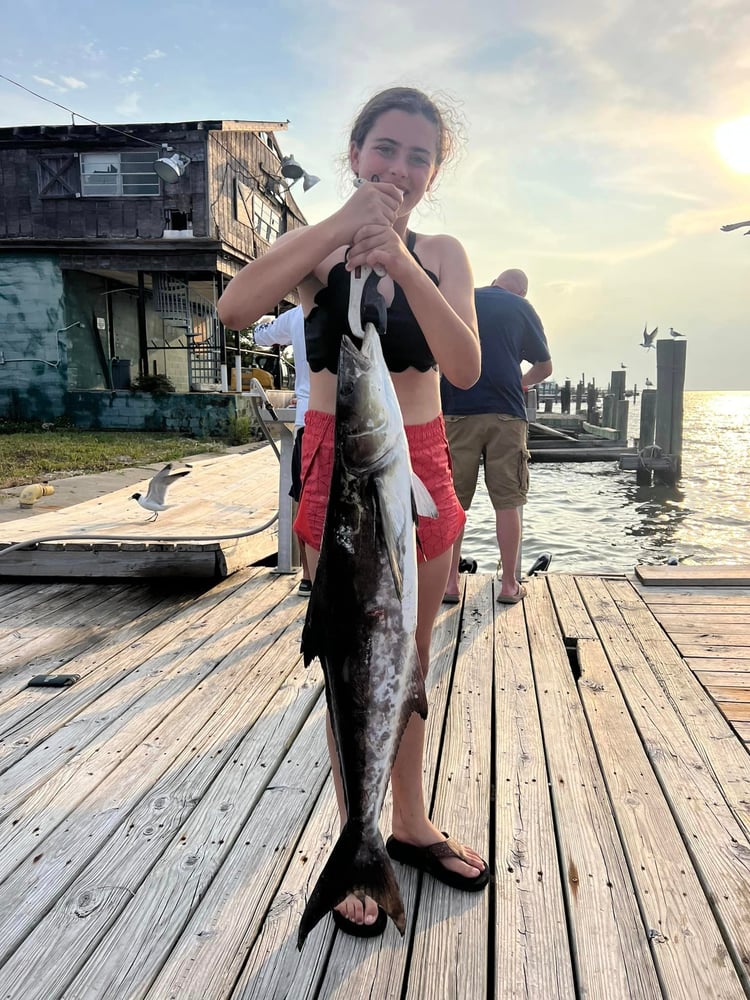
[461,391,750,576]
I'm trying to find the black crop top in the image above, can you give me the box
[305,231,439,374]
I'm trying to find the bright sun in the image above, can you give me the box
[715,115,750,173]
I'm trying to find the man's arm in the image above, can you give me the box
[522,359,553,390]
[252,309,297,348]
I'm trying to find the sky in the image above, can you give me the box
[2,0,749,390]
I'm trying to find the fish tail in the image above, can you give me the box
[297,824,405,949]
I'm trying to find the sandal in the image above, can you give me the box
[386,833,489,892]
[497,583,526,605]
[332,904,387,938]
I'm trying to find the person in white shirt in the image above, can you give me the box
[253,304,312,594]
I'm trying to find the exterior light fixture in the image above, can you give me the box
[280,154,320,192]
[153,147,191,183]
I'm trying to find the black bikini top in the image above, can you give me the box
[305,231,439,374]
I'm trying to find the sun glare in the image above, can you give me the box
[715,115,750,174]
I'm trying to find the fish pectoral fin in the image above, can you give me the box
[411,473,438,519]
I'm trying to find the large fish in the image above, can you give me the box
[297,270,436,949]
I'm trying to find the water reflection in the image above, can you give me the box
[459,391,750,575]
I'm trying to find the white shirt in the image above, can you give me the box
[252,306,309,428]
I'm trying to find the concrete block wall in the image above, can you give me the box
[65,390,258,438]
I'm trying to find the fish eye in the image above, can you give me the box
[339,376,355,397]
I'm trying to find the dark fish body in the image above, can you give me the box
[297,323,431,948]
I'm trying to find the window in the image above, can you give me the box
[251,193,281,243]
[80,150,160,197]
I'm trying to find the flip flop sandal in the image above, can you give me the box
[497,584,527,605]
[332,905,388,937]
[386,833,489,892]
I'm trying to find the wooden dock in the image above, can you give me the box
[0,450,280,579]
[0,567,748,999]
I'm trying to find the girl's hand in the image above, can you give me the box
[334,182,403,243]
[346,223,415,282]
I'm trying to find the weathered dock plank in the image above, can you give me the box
[0,569,747,998]
[525,578,662,998]
[576,577,749,996]
[636,565,750,587]
[0,450,281,579]
[493,583,575,998]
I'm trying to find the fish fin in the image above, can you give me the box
[373,477,405,600]
[411,473,438,519]
[297,824,405,949]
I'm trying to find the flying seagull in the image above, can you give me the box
[640,324,658,349]
[669,327,685,338]
[720,220,750,232]
[131,462,192,521]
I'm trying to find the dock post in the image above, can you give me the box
[561,380,571,413]
[639,388,657,448]
[586,383,598,422]
[655,338,686,482]
[610,369,626,401]
[576,381,583,412]
[602,393,615,429]
[615,399,629,444]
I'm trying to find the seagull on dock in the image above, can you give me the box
[131,462,192,521]
[640,324,658,349]
[620,362,627,369]
[669,327,685,338]
[645,377,653,387]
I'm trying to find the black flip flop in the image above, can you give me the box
[331,905,387,938]
[386,833,489,892]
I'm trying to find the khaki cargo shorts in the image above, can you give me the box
[444,413,530,511]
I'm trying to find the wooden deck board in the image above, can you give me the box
[0,570,749,998]
[0,450,282,579]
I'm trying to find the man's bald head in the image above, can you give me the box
[492,269,528,298]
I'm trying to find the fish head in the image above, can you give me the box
[336,325,404,473]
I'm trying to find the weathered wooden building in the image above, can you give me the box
[0,119,307,430]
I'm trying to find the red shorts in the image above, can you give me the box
[294,410,466,561]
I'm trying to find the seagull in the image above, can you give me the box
[130,462,192,521]
[640,324,658,349]
[720,220,750,232]
[620,362,627,369]
[645,377,653,387]
[669,327,684,338]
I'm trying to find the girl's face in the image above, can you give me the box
[350,109,439,215]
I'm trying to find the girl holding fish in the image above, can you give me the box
[219,86,488,937]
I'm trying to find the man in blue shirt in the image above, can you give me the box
[441,269,552,604]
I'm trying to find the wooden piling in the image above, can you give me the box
[610,369,626,401]
[586,383,598,422]
[655,338,687,480]
[561,380,571,414]
[639,388,657,449]
[602,393,615,429]
[615,399,629,443]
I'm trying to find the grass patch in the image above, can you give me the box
[0,431,228,488]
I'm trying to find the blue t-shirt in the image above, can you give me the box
[440,286,550,420]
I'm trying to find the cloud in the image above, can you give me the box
[60,76,86,90]
[31,76,59,89]
[143,49,166,60]
[119,68,143,84]
[115,92,141,117]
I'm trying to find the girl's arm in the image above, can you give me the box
[348,228,480,389]
[217,184,402,330]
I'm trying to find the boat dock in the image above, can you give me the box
[0,551,748,998]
